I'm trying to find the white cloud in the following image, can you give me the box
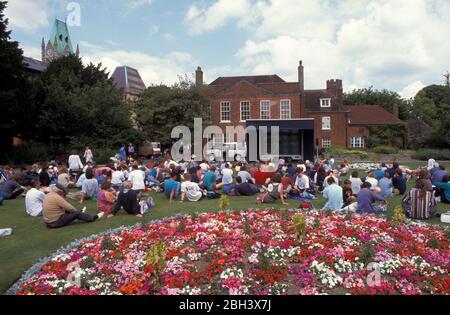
[400,81,425,99]
[20,45,42,60]
[81,44,196,86]
[5,0,50,32]
[184,0,254,35]
[186,0,450,95]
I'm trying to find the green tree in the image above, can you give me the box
[134,78,211,146]
[0,0,28,149]
[344,87,411,120]
[410,85,450,148]
[31,55,142,160]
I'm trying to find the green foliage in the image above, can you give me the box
[2,142,51,165]
[177,218,186,233]
[313,217,321,229]
[219,195,230,211]
[133,78,211,146]
[391,206,406,226]
[411,149,450,161]
[100,236,116,251]
[372,146,399,155]
[0,1,29,153]
[410,85,450,149]
[257,251,272,271]
[367,126,407,149]
[428,237,441,250]
[292,214,307,243]
[359,241,376,265]
[146,241,166,275]
[324,147,369,159]
[344,87,411,120]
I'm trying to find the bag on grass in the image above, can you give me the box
[206,192,221,199]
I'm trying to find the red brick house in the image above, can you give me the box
[197,61,405,160]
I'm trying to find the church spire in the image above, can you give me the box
[76,44,80,57]
[41,37,45,62]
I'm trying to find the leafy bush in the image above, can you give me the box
[372,146,399,155]
[324,147,369,159]
[2,142,51,165]
[411,149,450,161]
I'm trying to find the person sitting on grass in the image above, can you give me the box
[108,181,153,218]
[378,172,393,198]
[281,172,294,195]
[256,174,289,206]
[96,169,109,186]
[231,176,260,196]
[111,165,126,191]
[68,150,84,180]
[43,184,104,229]
[294,168,317,200]
[216,163,235,195]
[202,166,217,192]
[180,173,204,203]
[80,168,99,204]
[237,165,254,184]
[97,179,118,215]
[25,181,45,217]
[343,179,357,207]
[350,171,363,195]
[0,174,26,200]
[128,164,146,196]
[322,177,343,211]
[435,175,450,204]
[393,169,407,195]
[415,169,433,192]
[431,164,448,185]
[57,167,74,189]
[357,182,388,214]
[365,172,378,191]
[163,173,181,204]
[402,181,438,220]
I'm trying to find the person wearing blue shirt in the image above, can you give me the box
[431,165,448,184]
[378,172,393,198]
[322,177,343,211]
[435,175,450,204]
[203,166,217,192]
[374,167,385,181]
[118,145,127,162]
[0,174,26,200]
[163,173,181,204]
[357,182,387,214]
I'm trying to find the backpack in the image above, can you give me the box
[206,191,221,199]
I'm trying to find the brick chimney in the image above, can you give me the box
[195,66,203,86]
[393,103,399,118]
[298,60,304,94]
[326,79,344,106]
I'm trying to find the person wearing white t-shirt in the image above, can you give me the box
[128,165,145,194]
[365,173,379,191]
[68,151,84,173]
[180,174,204,202]
[111,167,126,190]
[25,181,45,217]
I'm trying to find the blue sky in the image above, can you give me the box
[5,0,450,98]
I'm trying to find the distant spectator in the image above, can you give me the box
[322,177,343,211]
[378,172,393,198]
[350,171,363,195]
[431,165,448,185]
[232,176,259,196]
[80,168,99,203]
[357,182,387,214]
[180,174,204,202]
[393,169,407,195]
[435,175,450,204]
[25,181,45,217]
[0,174,26,200]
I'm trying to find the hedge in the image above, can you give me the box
[411,149,450,161]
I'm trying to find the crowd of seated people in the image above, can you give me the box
[1,151,449,228]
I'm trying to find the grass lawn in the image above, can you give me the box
[1,165,449,294]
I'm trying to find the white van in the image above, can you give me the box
[206,142,247,162]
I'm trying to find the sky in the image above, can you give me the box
[5,0,450,98]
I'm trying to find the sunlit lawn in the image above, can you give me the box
[0,163,449,293]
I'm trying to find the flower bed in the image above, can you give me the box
[13,210,450,295]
